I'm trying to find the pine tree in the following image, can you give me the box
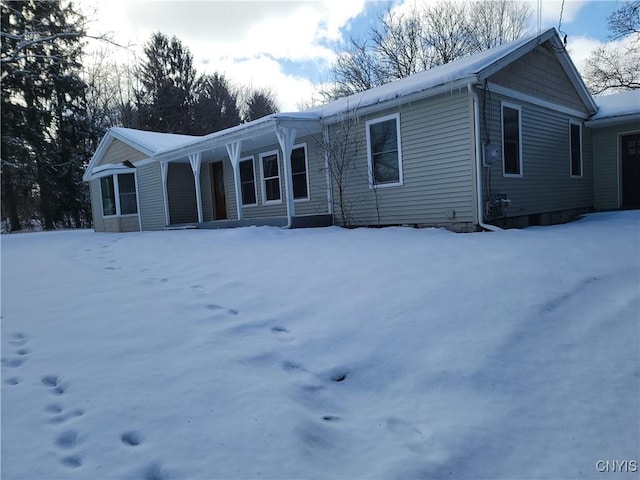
[192,73,241,134]
[136,32,198,134]
[243,88,279,123]
[1,0,89,230]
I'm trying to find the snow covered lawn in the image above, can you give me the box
[2,211,639,479]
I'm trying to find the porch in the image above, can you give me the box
[154,114,330,230]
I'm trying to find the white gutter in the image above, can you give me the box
[468,83,502,232]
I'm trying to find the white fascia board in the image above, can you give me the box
[585,113,640,128]
[319,76,476,125]
[152,116,322,163]
[83,132,115,182]
[477,28,556,80]
[477,28,598,116]
[109,129,155,157]
[83,128,157,182]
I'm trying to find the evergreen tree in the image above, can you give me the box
[243,88,279,123]
[192,73,240,134]
[1,0,89,230]
[136,32,198,134]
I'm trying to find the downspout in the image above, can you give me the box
[468,83,502,232]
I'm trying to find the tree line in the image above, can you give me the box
[1,0,638,232]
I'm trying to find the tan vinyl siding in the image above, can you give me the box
[103,216,139,232]
[98,139,147,166]
[329,90,475,226]
[137,162,166,230]
[480,91,594,217]
[167,163,198,224]
[90,179,105,232]
[489,44,590,115]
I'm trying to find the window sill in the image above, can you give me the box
[369,181,403,189]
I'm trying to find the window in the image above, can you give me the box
[366,113,403,186]
[100,172,137,216]
[100,176,116,216]
[570,121,582,177]
[502,103,522,176]
[118,173,138,214]
[290,144,309,200]
[239,157,257,205]
[260,151,281,203]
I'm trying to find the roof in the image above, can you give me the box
[83,127,199,181]
[306,28,597,119]
[85,28,599,174]
[586,90,640,127]
[108,127,199,155]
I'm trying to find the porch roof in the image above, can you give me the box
[153,113,323,163]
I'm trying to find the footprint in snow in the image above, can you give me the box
[60,455,83,468]
[55,429,81,449]
[1,357,25,368]
[270,325,294,342]
[4,376,22,386]
[191,284,205,294]
[121,430,144,446]
[205,304,239,316]
[41,375,66,395]
[46,406,85,425]
[8,332,28,346]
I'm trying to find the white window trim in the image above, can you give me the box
[239,155,258,206]
[366,112,404,188]
[569,120,583,178]
[259,150,282,205]
[101,172,139,218]
[291,143,310,203]
[501,102,523,178]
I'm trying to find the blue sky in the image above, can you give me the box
[85,0,626,110]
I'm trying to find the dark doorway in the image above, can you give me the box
[621,133,640,208]
[211,162,227,220]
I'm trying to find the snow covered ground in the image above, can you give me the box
[2,211,639,480]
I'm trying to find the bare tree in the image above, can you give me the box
[585,1,640,94]
[469,0,532,50]
[315,112,362,226]
[326,0,532,100]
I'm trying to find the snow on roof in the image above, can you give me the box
[110,127,200,154]
[591,90,640,120]
[305,29,557,118]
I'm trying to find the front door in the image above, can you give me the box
[211,162,227,220]
[621,133,640,208]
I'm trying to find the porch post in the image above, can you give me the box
[188,152,203,223]
[160,161,170,226]
[226,141,243,221]
[275,125,297,222]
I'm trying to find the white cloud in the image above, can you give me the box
[80,0,368,111]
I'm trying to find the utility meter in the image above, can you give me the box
[483,143,500,167]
